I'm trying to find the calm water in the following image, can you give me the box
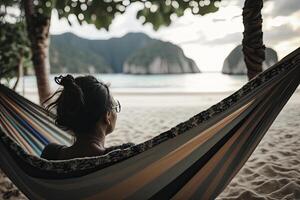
[15,73,248,93]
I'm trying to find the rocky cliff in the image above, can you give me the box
[222,45,278,75]
[50,32,199,74]
[124,41,200,74]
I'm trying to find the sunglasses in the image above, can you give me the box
[111,99,121,113]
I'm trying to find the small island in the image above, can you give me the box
[50,32,200,74]
[222,45,278,75]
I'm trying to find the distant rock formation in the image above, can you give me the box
[124,41,200,74]
[222,45,278,75]
[50,32,153,73]
[50,32,199,74]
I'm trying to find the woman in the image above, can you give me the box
[41,74,126,160]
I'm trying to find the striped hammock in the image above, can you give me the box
[0,48,300,200]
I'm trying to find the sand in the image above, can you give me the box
[1,90,300,199]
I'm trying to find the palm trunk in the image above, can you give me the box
[242,0,265,80]
[23,0,51,104]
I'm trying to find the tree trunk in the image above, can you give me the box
[12,53,24,91]
[242,0,265,80]
[23,0,51,104]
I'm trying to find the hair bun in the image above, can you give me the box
[55,74,75,88]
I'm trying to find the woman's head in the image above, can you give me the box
[45,75,120,138]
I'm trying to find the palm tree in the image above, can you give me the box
[242,0,265,80]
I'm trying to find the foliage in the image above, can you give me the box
[0,20,31,83]
[135,0,221,30]
[52,0,222,30]
[3,0,221,31]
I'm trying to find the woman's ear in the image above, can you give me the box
[105,111,111,125]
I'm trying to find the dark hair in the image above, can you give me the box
[44,74,113,135]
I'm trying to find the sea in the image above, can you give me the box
[13,73,249,94]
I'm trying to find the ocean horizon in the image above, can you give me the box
[11,72,250,94]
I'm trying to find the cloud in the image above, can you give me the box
[205,24,300,46]
[177,31,208,45]
[185,23,300,47]
[227,0,300,17]
[212,18,226,22]
[268,0,300,16]
[181,32,242,46]
[203,32,242,45]
[264,24,300,44]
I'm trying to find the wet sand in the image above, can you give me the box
[1,90,300,199]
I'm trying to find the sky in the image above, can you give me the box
[50,0,300,72]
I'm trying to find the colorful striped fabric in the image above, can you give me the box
[0,48,299,200]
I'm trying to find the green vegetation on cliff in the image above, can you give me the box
[124,41,199,74]
[49,32,199,74]
[50,32,153,73]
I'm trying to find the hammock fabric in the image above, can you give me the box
[0,48,300,200]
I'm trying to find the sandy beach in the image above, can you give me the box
[1,90,300,199]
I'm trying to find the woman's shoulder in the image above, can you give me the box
[41,143,67,160]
